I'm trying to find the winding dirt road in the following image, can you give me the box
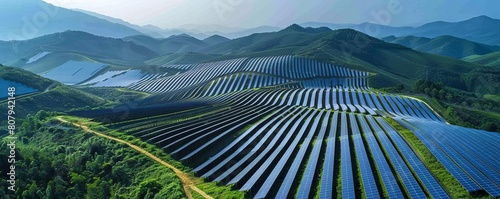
[56,117,213,199]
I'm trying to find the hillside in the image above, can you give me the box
[201,24,330,55]
[145,52,220,65]
[201,25,496,94]
[123,34,208,55]
[383,35,500,59]
[463,52,500,69]
[0,0,143,41]
[0,66,109,117]
[203,35,230,46]
[0,31,158,69]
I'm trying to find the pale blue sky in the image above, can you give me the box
[42,0,500,29]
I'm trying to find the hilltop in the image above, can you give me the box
[383,35,500,59]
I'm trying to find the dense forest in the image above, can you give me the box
[0,111,186,198]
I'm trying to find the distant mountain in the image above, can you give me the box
[301,21,416,37]
[201,24,328,55]
[412,16,500,45]
[203,35,230,46]
[71,9,282,39]
[383,35,500,59]
[222,26,282,39]
[145,52,220,65]
[73,9,213,39]
[0,31,158,70]
[202,25,499,94]
[0,0,143,41]
[302,15,500,46]
[123,34,208,55]
[463,52,500,69]
[174,24,281,39]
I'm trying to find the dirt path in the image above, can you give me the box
[56,117,213,199]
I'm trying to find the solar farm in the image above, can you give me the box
[42,60,108,85]
[72,55,500,198]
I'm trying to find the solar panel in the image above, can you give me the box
[319,111,339,199]
[296,111,329,198]
[271,110,325,198]
[350,113,380,198]
[367,117,427,198]
[357,115,404,199]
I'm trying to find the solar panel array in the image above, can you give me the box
[398,118,500,197]
[76,55,500,198]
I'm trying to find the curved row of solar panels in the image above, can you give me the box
[75,55,499,198]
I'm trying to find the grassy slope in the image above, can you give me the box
[411,94,500,132]
[385,118,475,199]
[0,66,111,117]
[384,35,500,59]
[78,87,151,105]
[297,30,489,92]
[10,85,109,117]
[463,52,500,69]
[0,31,159,67]
[124,35,209,55]
[145,52,220,65]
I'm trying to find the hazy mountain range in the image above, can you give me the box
[3,0,500,47]
[302,15,500,46]
[383,35,500,59]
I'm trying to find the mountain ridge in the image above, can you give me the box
[383,35,500,59]
[0,0,144,41]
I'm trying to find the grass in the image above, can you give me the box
[385,118,476,198]
[483,94,500,102]
[196,183,246,199]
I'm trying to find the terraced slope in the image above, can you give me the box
[72,56,500,198]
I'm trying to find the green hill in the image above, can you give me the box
[463,52,500,69]
[0,66,109,117]
[200,24,329,55]
[123,34,208,55]
[0,31,159,67]
[201,26,498,94]
[383,35,500,59]
[202,35,230,46]
[145,52,220,65]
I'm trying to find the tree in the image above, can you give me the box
[136,179,162,199]
[439,89,446,99]
[445,106,455,118]
[424,88,431,95]
[396,84,404,91]
[86,178,109,199]
[431,88,439,98]
[481,122,497,132]
[70,172,86,196]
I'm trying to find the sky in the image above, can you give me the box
[42,0,500,29]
